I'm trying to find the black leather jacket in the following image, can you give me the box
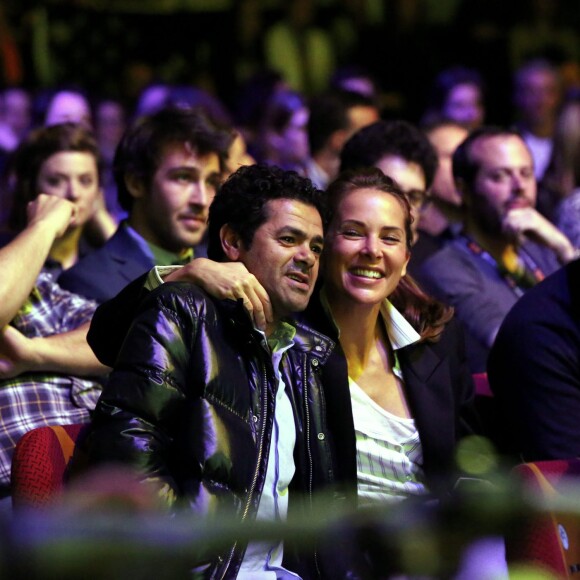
[86,281,335,578]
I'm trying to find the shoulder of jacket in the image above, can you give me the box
[291,319,335,364]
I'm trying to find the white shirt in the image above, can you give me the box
[350,377,426,505]
[237,323,301,579]
[350,301,427,505]
[146,267,301,578]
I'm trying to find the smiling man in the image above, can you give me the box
[85,164,332,578]
[58,106,232,303]
[415,126,577,372]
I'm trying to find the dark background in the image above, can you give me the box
[2,0,580,124]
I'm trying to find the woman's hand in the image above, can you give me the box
[84,187,117,244]
[167,259,273,331]
[27,193,75,239]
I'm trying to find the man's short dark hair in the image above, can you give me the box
[340,120,438,189]
[207,164,326,262]
[114,106,233,212]
[308,90,377,155]
[452,126,526,187]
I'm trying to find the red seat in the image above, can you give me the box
[11,423,87,509]
[473,372,493,398]
[506,459,580,578]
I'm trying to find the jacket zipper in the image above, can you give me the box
[304,356,322,577]
[219,360,269,579]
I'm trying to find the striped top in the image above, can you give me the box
[350,377,427,505]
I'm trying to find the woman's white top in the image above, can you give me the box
[350,301,428,506]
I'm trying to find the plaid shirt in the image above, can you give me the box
[0,272,102,489]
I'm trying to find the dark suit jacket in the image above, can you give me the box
[58,224,154,304]
[488,260,580,462]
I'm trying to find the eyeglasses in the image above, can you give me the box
[404,189,430,210]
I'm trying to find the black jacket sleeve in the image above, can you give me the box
[87,273,150,367]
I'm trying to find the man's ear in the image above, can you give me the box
[220,224,242,261]
[125,173,145,200]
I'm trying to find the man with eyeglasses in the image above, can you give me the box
[339,119,438,256]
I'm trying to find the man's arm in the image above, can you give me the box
[165,259,273,330]
[0,194,74,327]
[503,207,579,264]
[88,259,272,368]
[86,284,198,507]
[0,323,109,379]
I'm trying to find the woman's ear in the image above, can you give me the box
[220,224,242,261]
[401,251,410,278]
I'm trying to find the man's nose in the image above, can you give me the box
[295,243,316,266]
[189,182,210,207]
[511,174,527,193]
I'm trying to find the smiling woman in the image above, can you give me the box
[299,168,478,518]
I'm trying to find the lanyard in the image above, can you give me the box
[458,234,546,297]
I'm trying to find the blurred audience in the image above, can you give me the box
[421,66,486,131]
[416,126,575,372]
[305,89,379,189]
[43,88,93,128]
[536,89,580,225]
[329,65,379,102]
[0,87,32,148]
[253,89,310,172]
[94,98,128,224]
[417,120,469,253]
[223,130,255,178]
[512,58,562,180]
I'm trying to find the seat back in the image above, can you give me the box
[473,372,493,398]
[11,423,87,509]
[472,372,510,451]
[506,459,580,578]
